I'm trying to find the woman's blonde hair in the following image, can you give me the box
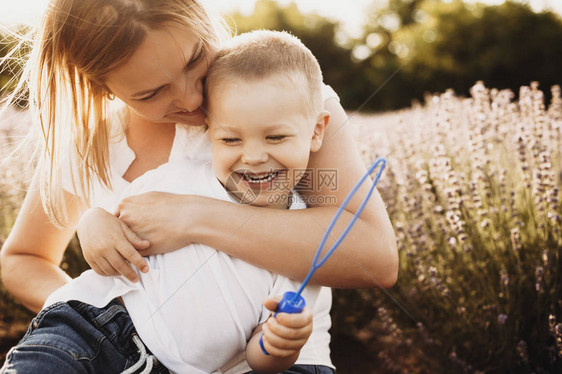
[1,0,229,226]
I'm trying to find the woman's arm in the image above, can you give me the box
[296,97,398,287]
[118,99,398,289]
[0,172,83,313]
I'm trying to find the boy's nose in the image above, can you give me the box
[241,147,268,165]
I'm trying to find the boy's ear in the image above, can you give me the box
[310,111,330,153]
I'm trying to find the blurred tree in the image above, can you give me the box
[2,0,562,111]
[352,0,562,109]
[228,0,362,110]
[348,0,428,110]
[393,0,562,103]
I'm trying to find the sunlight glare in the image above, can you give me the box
[0,0,560,30]
[0,0,50,26]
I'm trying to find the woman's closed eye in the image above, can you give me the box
[138,87,162,101]
[185,46,205,70]
[137,49,205,102]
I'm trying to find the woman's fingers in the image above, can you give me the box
[116,192,198,254]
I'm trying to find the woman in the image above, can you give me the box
[0,0,397,372]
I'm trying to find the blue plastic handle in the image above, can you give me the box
[260,157,386,355]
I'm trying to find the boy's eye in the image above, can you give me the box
[267,135,286,142]
[221,138,241,144]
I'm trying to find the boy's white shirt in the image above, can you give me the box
[48,159,330,373]
[49,84,339,373]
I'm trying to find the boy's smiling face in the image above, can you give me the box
[206,73,327,208]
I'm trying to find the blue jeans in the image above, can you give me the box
[1,299,335,374]
[247,365,335,374]
[0,299,169,374]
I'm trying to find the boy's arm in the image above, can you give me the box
[78,207,149,281]
[246,324,299,373]
[246,298,313,373]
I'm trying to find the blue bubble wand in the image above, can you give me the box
[260,157,387,355]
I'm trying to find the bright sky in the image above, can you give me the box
[1,0,561,35]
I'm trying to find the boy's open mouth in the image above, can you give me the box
[241,171,279,183]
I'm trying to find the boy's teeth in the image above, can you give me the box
[244,171,278,183]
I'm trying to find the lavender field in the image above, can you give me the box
[1,81,562,372]
[336,82,562,373]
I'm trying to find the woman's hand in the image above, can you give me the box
[116,192,200,255]
[78,207,149,282]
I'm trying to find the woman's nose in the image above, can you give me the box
[171,75,203,112]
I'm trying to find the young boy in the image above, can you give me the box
[5,30,333,374]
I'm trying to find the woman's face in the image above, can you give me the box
[105,25,214,126]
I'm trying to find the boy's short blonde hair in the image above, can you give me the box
[206,30,323,116]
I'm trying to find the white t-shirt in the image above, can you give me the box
[50,84,340,373]
[48,159,327,373]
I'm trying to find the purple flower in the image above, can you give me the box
[498,314,508,325]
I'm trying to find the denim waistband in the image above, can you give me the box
[67,299,139,359]
[2,299,168,374]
